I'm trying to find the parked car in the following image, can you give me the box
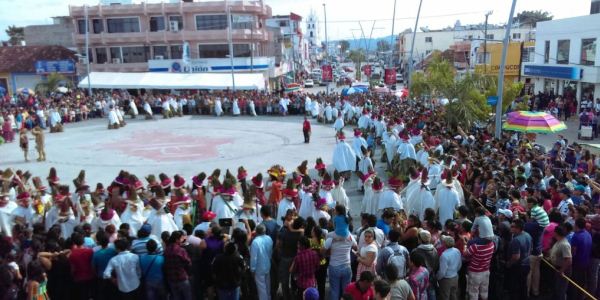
[304,79,314,88]
[396,73,404,83]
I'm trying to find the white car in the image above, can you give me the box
[304,79,314,88]
[396,73,404,83]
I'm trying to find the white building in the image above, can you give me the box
[522,12,600,102]
[266,13,308,77]
[398,25,534,72]
[305,10,321,59]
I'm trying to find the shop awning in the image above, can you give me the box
[78,72,266,90]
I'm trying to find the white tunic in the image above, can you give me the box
[332,141,357,172]
[416,149,429,168]
[212,195,238,220]
[304,97,312,112]
[91,213,121,233]
[0,202,17,237]
[325,105,333,122]
[143,102,153,116]
[352,137,368,159]
[276,198,296,226]
[428,164,443,190]
[173,205,191,230]
[214,100,223,116]
[145,205,177,237]
[232,99,241,115]
[357,115,371,129]
[361,178,375,215]
[249,100,257,116]
[129,101,139,116]
[434,186,460,225]
[120,201,146,235]
[378,189,403,213]
[397,140,417,160]
[310,101,320,117]
[331,179,350,208]
[333,117,345,132]
[108,110,120,125]
[403,178,421,214]
[298,190,315,220]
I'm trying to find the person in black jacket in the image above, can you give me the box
[212,242,246,300]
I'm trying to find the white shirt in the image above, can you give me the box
[325,234,357,267]
[557,198,573,215]
[103,251,141,293]
[435,186,460,225]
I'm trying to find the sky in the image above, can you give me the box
[0,0,592,41]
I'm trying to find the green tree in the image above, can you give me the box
[348,49,366,80]
[483,77,525,112]
[376,40,391,52]
[339,40,350,53]
[513,10,553,27]
[410,72,430,100]
[5,25,24,45]
[35,73,70,96]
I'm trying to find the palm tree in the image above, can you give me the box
[35,73,69,96]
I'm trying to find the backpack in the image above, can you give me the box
[386,246,409,278]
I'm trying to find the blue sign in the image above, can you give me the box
[487,96,498,106]
[523,65,582,80]
[35,60,75,75]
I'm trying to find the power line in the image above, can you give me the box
[324,10,489,24]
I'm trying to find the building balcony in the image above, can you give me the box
[73,28,269,46]
[70,1,271,18]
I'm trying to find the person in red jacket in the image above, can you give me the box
[303,117,311,143]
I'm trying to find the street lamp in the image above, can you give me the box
[494,0,518,138]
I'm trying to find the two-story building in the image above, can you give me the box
[69,0,275,78]
[522,10,600,102]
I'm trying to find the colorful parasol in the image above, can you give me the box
[502,111,567,133]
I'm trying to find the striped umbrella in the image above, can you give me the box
[502,111,567,133]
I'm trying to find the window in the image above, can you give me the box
[279,20,288,27]
[121,46,150,63]
[232,15,254,30]
[521,47,534,63]
[168,15,183,31]
[196,15,227,30]
[310,31,313,38]
[95,48,108,64]
[544,41,550,63]
[77,19,87,34]
[150,16,166,32]
[557,39,570,64]
[512,33,521,39]
[170,45,183,59]
[425,37,432,43]
[197,44,251,58]
[477,53,490,64]
[485,34,494,40]
[153,46,169,59]
[425,50,432,55]
[110,47,122,62]
[581,38,596,66]
[592,1,600,14]
[106,17,140,33]
[92,19,103,34]
[467,35,473,40]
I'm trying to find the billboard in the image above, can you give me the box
[35,60,75,75]
[321,65,333,82]
[384,68,396,85]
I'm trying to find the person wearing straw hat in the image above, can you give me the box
[435,175,460,226]
[235,189,262,224]
[31,124,45,161]
[18,128,28,162]
[120,189,146,236]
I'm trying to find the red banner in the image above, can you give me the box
[384,68,396,85]
[321,65,333,82]
[362,65,372,76]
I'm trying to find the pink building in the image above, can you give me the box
[69,0,273,73]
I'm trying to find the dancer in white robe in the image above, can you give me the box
[298,182,315,220]
[324,104,333,123]
[232,99,241,116]
[0,193,17,237]
[428,158,443,191]
[332,131,357,173]
[331,174,349,208]
[361,175,375,214]
[397,133,417,160]
[214,98,224,117]
[120,192,146,236]
[129,100,139,118]
[276,195,296,226]
[145,188,178,237]
[310,101,320,118]
[357,110,371,129]
[107,105,120,129]
[403,170,422,214]
[434,176,461,226]
[378,177,403,215]
[91,207,121,234]
[304,96,312,115]
[333,112,345,132]
[249,100,257,116]
[143,100,154,119]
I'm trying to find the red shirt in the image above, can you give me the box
[344,282,374,300]
[293,248,320,289]
[303,120,311,132]
[69,246,94,282]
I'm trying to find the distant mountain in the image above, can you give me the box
[333,35,398,51]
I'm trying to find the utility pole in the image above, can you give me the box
[323,3,329,94]
[483,11,493,74]
[407,0,423,99]
[494,0,518,139]
[84,4,92,96]
[227,5,236,92]
[250,16,254,73]
[390,0,397,68]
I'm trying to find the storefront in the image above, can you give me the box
[523,64,599,103]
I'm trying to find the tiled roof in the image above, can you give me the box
[0,45,77,73]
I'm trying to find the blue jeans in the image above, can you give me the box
[217,287,240,300]
[169,280,192,300]
[145,280,165,300]
[329,264,352,300]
